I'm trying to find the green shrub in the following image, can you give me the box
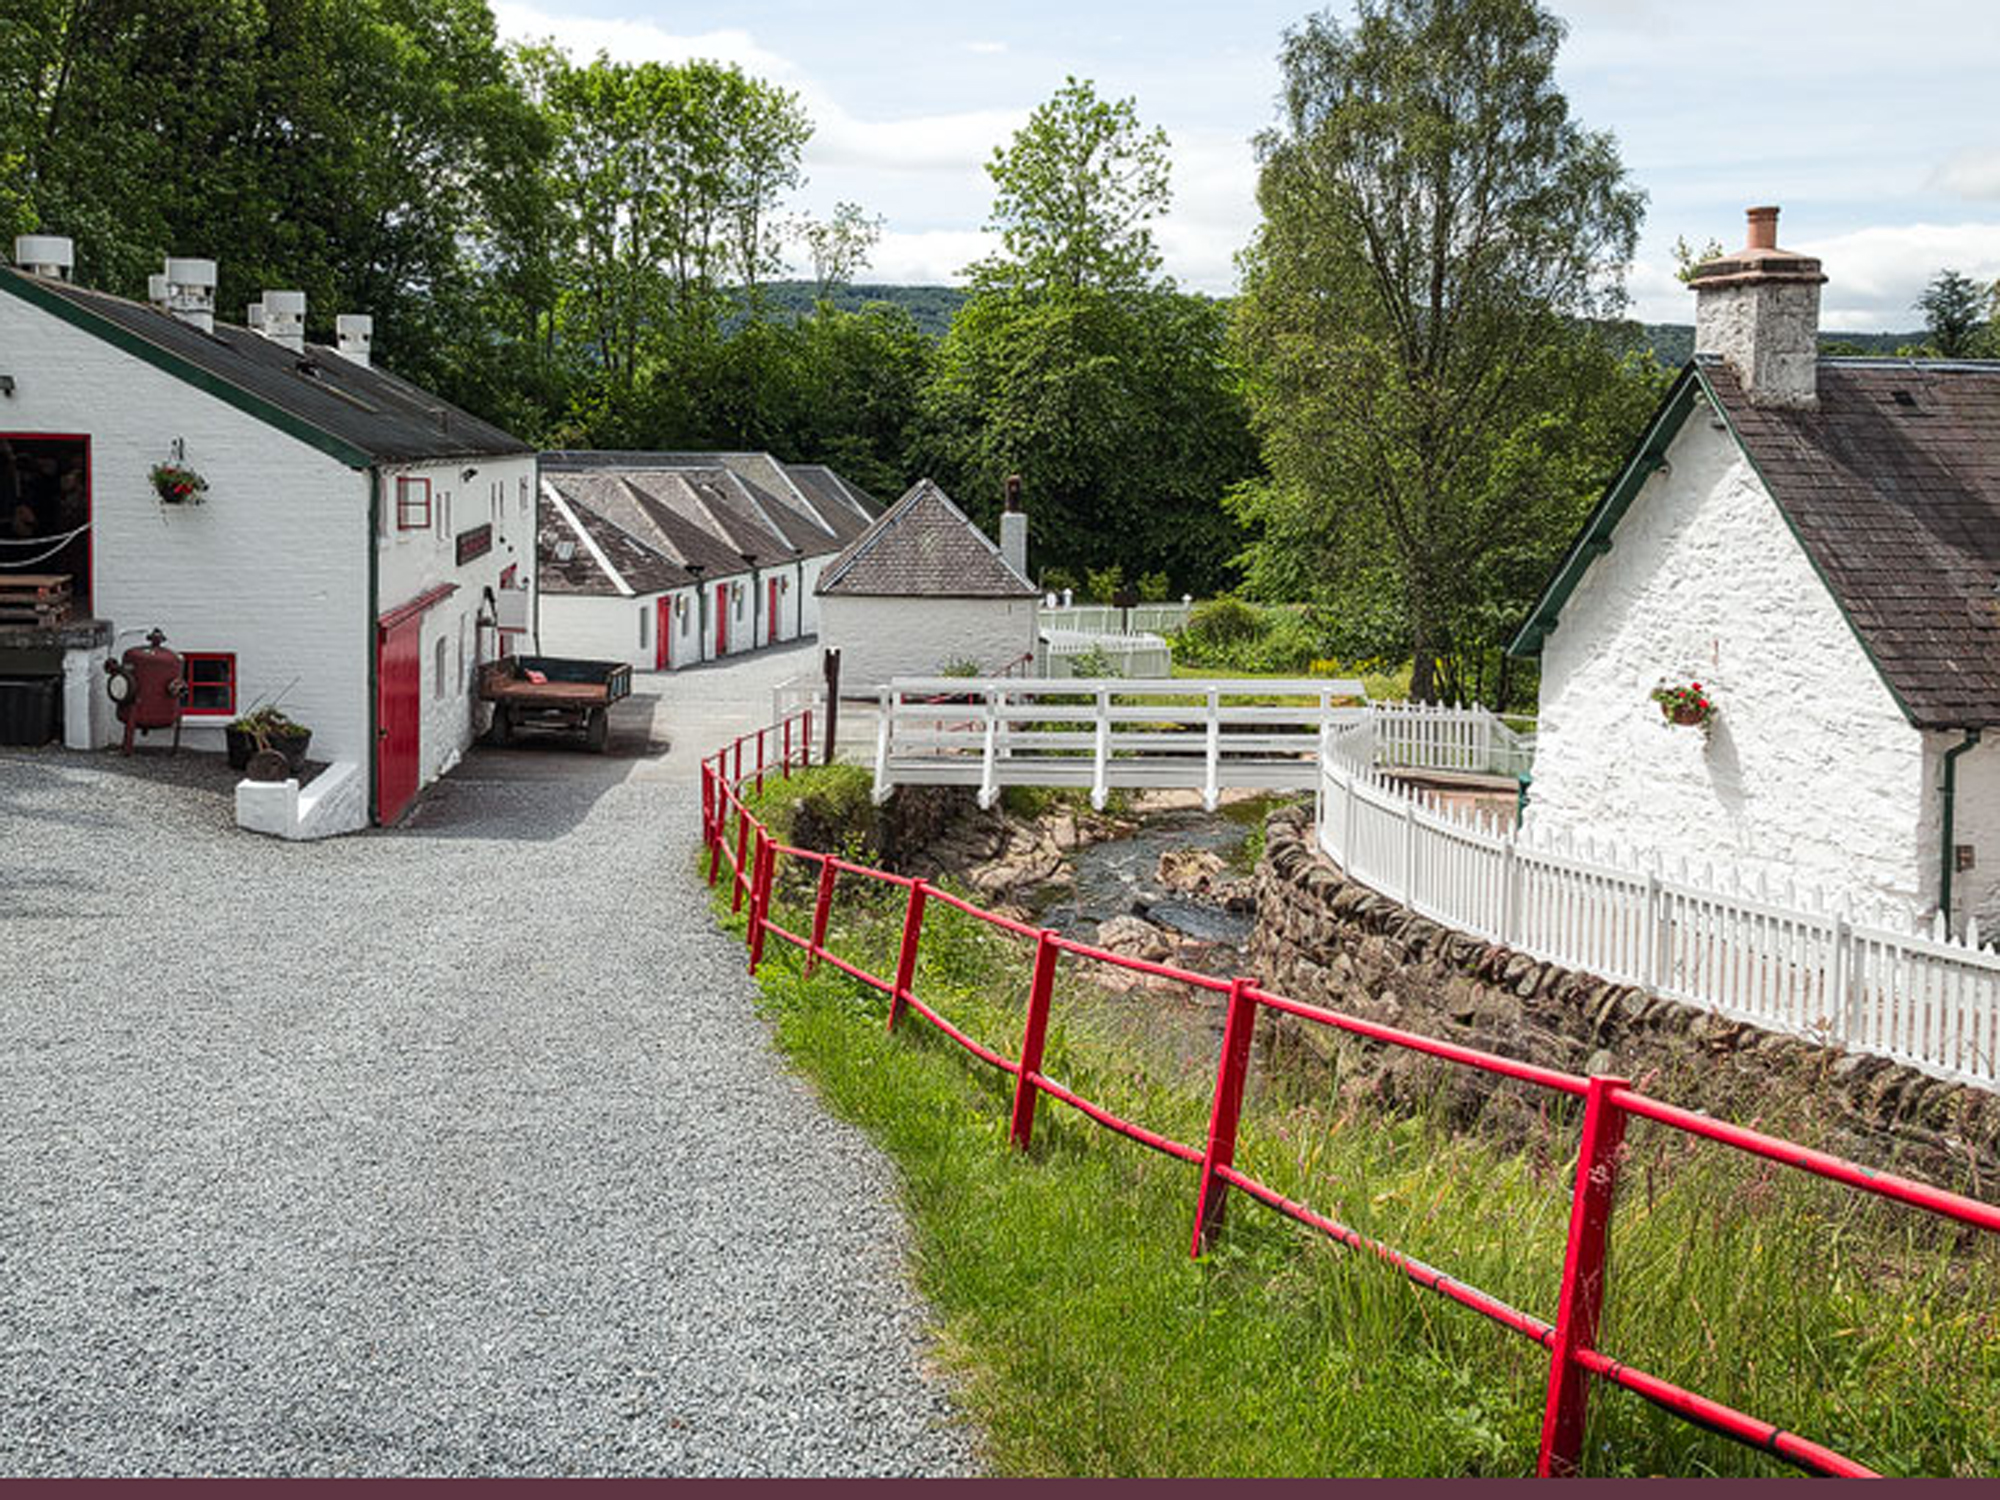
[1084,564,1125,604]
[1183,596,1262,649]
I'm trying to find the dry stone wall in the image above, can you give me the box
[1252,806,2000,1188]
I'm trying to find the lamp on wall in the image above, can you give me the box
[0,374,15,397]
[460,466,478,483]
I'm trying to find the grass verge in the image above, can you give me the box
[710,767,2000,1477]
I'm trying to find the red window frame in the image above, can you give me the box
[396,475,432,531]
[181,652,237,716]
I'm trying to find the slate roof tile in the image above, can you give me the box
[815,479,1038,598]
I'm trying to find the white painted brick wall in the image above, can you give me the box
[2,293,369,765]
[818,595,1039,691]
[1528,414,1930,913]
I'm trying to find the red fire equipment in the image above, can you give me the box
[105,626,187,755]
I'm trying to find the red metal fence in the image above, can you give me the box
[700,713,2000,1479]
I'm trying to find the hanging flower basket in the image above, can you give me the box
[150,462,208,505]
[1651,681,1714,729]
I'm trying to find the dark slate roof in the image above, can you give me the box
[785,463,882,543]
[541,473,749,580]
[1703,357,2000,727]
[540,449,883,546]
[0,267,531,465]
[539,491,690,597]
[816,479,1037,598]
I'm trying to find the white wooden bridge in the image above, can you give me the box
[870,676,1530,810]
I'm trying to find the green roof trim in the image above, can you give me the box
[0,267,374,470]
[1505,365,1703,658]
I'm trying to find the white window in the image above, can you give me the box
[434,636,448,700]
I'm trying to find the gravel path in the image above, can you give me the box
[0,652,975,1476]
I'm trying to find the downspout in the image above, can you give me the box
[1941,729,1982,931]
[366,467,381,824]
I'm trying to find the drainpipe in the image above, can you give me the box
[366,467,381,824]
[1941,729,1982,931]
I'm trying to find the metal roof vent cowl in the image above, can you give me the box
[261,290,306,352]
[163,257,218,333]
[13,235,75,280]
[335,313,373,368]
[1689,205,1826,410]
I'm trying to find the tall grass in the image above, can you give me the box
[712,769,2000,1477]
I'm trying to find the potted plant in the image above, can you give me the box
[1651,680,1715,730]
[228,704,312,776]
[150,462,208,505]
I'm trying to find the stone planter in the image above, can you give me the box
[227,724,312,776]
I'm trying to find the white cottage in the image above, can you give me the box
[0,236,536,830]
[1510,207,2000,932]
[815,479,1039,690]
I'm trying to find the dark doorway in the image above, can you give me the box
[0,434,91,617]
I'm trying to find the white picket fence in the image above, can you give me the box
[1040,601,1195,635]
[1318,717,2000,1090]
[1039,629,1175,679]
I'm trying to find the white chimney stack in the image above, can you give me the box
[1689,205,1826,409]
[999,472,1028,582]
[13,235,75,280]
[163,257,218,333]
[262,290,306,353]
[335,313,373,367]
[246,300,266,333]
[148,273,170,309]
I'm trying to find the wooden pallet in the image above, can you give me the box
[0,572,74,626]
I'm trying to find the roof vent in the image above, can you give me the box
[1892,389,1917,407]
[261,290,306,352]
[163,257,218,333]
[335,313,373,368]
[148,273,170,309]
[246,300,266,333]
[12,235,75,280]
[555,540,577,562]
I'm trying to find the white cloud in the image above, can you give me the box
[1932,148,2000,201]
[491,2,795,76]
[859,229,996,286]
[964,40,1008,56]
[810,108,1023,175]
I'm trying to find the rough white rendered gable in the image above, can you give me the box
[1525,406,1929,914]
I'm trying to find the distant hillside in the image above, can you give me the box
[752,287,1927,359]
[758,281,968,336]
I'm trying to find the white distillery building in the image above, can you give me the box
[815,479,1039,691]
[537,451,879,669]
[0,236,536,830]
[1510,207,2000,933]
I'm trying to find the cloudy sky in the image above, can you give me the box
[492,0,2000,331]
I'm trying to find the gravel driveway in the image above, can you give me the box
[0,647,975,1476]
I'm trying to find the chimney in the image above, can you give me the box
[261,290,306,352]
[1688,205,1826,408]
[335,313,373,367]
[163,257,217,333]
[246,300,266,333]
[999,473,1028,582]
[12,235,75,280]
[149,273,170,310]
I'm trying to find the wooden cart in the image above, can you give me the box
[478,655,631,753]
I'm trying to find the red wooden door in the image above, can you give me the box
[768,578,780,644]
[715,588,728,656]
[376,615,422,824]
[655,596,672,670]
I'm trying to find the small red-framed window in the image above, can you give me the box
[396,476,432,530]
[182,652,236,716]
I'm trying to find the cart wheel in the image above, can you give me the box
[490,704,514,746]
[586,706,609,753]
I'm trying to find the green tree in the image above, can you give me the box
[1917,269,1988,357]
[1232,0,1649,703]
[970,75,1171,294]
[790,200,884,297]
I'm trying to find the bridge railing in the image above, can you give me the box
[700,711,2000,1479]
[873,675,1370,810]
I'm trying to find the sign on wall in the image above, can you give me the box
[455,523,493,566]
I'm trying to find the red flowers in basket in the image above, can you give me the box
[149,462,209,505]
[1651,680,1714,728]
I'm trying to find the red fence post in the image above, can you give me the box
[886,880,928,1033]
[733,737,743,792]
[1539,1074,1631,1478]
[707,781,726,888]
[747,832,774,975]
[731,804,752,914]
[1009,931,1061,1149]
[756,727,767,794]
[806,860,838,977]
[803,707,814,767]
[1191,976,1260,1256]
[783,716,793,780]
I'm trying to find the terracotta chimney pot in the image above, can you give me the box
[1746,206,1780,251]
